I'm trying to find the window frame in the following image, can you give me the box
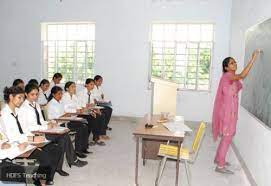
[41,22,96,84]
[150,22,215,92]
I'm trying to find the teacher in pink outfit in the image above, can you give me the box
[212,49,261,174]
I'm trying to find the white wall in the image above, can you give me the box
[0,0,151,117]
[230,1,271,185]
[0,0,232,119]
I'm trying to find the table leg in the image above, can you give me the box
[135,137,139,186]
[142,139,146,166]
[175,140,181,186]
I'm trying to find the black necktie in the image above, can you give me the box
[11,113,24,134]
[43,93,48,101]
[87,93,91,104]
[29,104,42,125]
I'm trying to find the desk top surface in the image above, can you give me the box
[133,115,184,140]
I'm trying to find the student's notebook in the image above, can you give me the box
[0,144,36,160]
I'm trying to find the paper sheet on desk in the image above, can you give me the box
[0,144,36,160]
[163,122,192,133]
[40,127,68,133]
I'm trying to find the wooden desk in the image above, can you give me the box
[54,113,86,122]
[18,147,36,158]
[133,115,184,186]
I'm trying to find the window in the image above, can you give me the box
[151,23,214,91]
[42,23,95,84]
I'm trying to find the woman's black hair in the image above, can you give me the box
[12,79,24,87]
[222,57,234,73]
[39,79,50,87]
[28,79,39,86]
[48,86,63,102]
[85,78,94,85]
[64,81,75,91]
[94,75,103,81]
[3,86,25,103]
[25,83,39,94]
[52,73,63,80]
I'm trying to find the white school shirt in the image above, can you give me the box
[0,105,28,143]
[18,100,48,134]
[92,85,104,101]
[38,87,49,106]
[47,98,65,120]
[77,88,95,107]
[46,81,63,97]
[62,92,81,113]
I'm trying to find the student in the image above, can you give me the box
[12,79,25,89]
[47,86,90,157]
[18,83,87,175]
[0,86,62,185]
[47,73,63,96]
[212,49,260,174]
[38,79,50,120]
[65,81,106,145]
[28,79,39,86]
[93,75,113,131]
[38,79,50,106]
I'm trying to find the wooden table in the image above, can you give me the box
[133,115,184,186]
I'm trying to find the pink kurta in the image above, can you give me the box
[212,72,242,141]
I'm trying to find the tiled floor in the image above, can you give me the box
[1,118,251,186]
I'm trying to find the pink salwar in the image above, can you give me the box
[212,72,242,167]
[214,135,233,167]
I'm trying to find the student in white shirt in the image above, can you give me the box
[66,81,107,145]
[62,82,81,113]
[19,83,87,175]
[1,86,62,185]
[47,86,90,157]
[37,79,50,120]
[47,72,63,97]
[93,75,113,130]
[38,79,50,106]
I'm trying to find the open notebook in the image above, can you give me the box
[0,144,36,160]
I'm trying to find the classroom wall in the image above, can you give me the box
[230,1,271,185]
[0,0,231,119]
